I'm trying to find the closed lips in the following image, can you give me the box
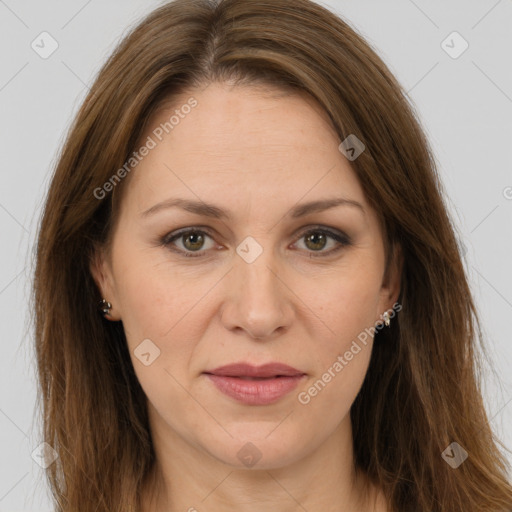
[234,376,289,380]
[203,362,306,378]
[203,363,307,405]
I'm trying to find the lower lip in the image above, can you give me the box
[205,374,305,405]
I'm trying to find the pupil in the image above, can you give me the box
[307,232,326,250]
[185,233,203,250]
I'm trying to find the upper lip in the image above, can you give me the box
[204,362,305,378]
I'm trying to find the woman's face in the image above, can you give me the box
[92,82,401,470]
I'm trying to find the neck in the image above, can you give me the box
[140,409,386,512]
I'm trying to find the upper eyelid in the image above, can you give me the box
[165,224,347,240]
[163,225,350,250]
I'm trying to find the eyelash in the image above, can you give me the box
[160,225,352,259]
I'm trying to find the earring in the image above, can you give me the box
[98,298,112,316]
[383,311,391,327]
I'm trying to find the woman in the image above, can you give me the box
[32,0,512,510]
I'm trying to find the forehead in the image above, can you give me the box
[120,82,369,221]
[142,83,338,157]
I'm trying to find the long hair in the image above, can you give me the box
[31,0,512,510]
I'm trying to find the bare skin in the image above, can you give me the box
[91,81,400,512]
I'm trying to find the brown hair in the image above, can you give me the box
[32,0,512,510]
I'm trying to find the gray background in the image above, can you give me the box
[1,0,511,509]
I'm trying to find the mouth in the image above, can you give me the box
[203,362,306,405]
[228,376,290,380]
[204,362,305,379]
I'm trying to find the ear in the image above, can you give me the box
[89,243,121,321]
[377,242,403,322]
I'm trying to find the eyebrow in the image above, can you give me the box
[140,197,365,219]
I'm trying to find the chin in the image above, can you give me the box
[200,426,310,470]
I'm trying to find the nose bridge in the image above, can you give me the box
[237,234,281,304]
[226,234,290,338]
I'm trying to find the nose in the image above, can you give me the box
[220,245,294,340]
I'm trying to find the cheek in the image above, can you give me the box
[297,276,377,426]
[112,247,222,382]
[114,265,206,417]
[308,264,382,351]
[112,242,205,336]
[299,264,381,411]
[297,343,372,438]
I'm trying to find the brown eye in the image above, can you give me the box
[295,227,351,257]
[162,229,215,258]
[182,232,206,251]
[304,232,328,251]
[161,226,351,259]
